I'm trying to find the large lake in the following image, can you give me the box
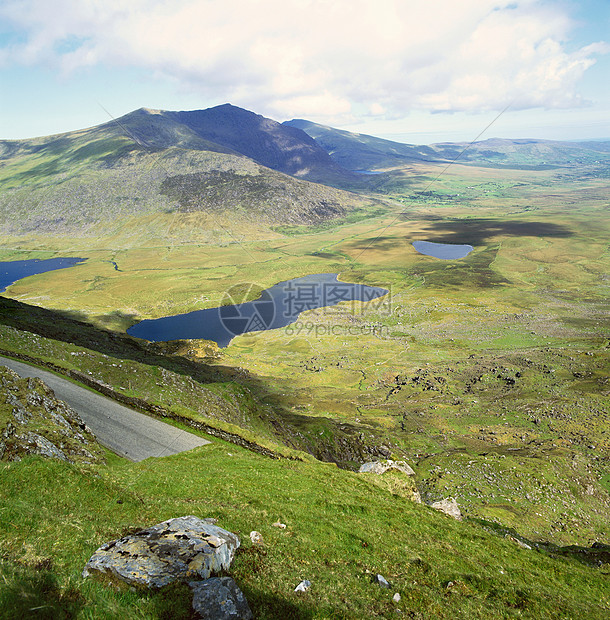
[0,257,86,293]
[128,273,388,347]
[412,241,474,260]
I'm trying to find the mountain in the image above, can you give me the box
[0,106,370,239]
[0,105,358,184]
[162,104,355,184]
[285,119,610,171]
[3,104,608,241]
[429,137,610,169]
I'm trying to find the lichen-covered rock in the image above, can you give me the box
[0,367,103,464]
[22,431,68,460]
[82,516,240,588]
[359,459,415,476]
[189,577,253,620]
[429,497,462,520]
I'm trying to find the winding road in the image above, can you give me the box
[0,356,210,461]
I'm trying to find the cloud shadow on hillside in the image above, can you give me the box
[405,217,574,245]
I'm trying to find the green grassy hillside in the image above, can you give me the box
[1,438,609,618]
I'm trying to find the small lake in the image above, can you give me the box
[127,273,388,347]
[0,257,86,293]
[412,241,474,260]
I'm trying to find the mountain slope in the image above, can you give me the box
[284,118,441,170]
[0,106,370,239]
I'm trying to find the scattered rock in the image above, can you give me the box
[378,445,392,457]
[373,574,391,588]
[272,521,287,529]
[359,460,415,476]
[249,531,264,546]
[429,497,462,520]
[189,577,253,620]
[23,431,68,460]
[294,580,311,592]
[82,516,240,588]
[506,535,532,550]
[393,592,401,603]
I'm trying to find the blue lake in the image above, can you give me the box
[412,241,474,260]
[127,273,388,347]
[0,257,86,293]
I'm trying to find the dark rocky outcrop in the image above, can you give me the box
[0,366,103,464]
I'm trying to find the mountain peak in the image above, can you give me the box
[162,105,353,182]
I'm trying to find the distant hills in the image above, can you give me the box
[284,118,610,171]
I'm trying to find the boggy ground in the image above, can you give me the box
[0,159,608,550]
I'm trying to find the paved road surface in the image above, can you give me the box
[0,356,210,461]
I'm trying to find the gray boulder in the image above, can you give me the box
[373,574,390,588]
[189,577,253,620]
[294,579,311,592]
[23,431,68,460]
[82,516,240,587]
[429,497,462,520]
[359,460,415,476]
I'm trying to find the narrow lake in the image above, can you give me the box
[0,257,86,293]
[127,273,388,347]
[412,240,474,260]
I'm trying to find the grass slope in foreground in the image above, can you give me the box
[1,443,609,619]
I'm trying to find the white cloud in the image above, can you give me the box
[0,0,607,123]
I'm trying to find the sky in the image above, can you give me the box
[0,0,608,143]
